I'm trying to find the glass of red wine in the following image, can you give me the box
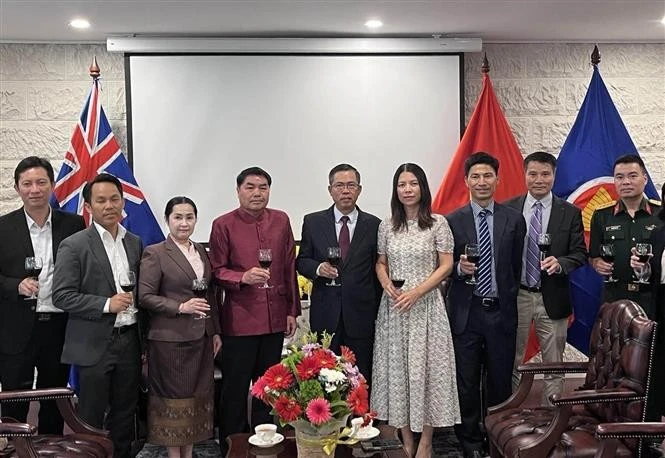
[464,244,480,285]
[634,243,652,284]
[24,256,43,300]
[258,248,273,289]
[537,233,552,262]
[191,278,209,319]
[391,278,405,290]
[326,247,342,287]
[118,270,138,315]
[600,244,618,283]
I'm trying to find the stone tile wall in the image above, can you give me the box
[1,42,663,214]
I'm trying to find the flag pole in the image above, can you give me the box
[591,45,600,67]
[481,52,490,74]
[89,56,100,79]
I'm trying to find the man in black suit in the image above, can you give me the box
[446,152,527,458]
[505,151,587,405]
[53,173,143,458]
[0,156,85,434]
[296,163,381,384]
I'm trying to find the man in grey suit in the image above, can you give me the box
[505,152,587,404]
[53,173,143,458]
[446,152,527,458]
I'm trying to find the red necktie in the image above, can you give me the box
[339,216,350,260]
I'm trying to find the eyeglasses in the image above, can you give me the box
[331,182,359,191]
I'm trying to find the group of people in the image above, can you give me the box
[0,150,663,458]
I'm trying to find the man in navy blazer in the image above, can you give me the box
[296,164,381,385]
[446,152,526,458]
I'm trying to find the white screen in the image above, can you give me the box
[128,54,461,241]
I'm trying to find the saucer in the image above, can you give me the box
[248,432,285,448]
[353,426,380,440]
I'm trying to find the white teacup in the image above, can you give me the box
[351,417,373,437]
[254,423,277,443]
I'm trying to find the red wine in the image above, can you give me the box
[328,256,341,268]
[601,254,614,263]
[637,255,650,263]
[537,243,551,253]
[192,287,207,298]
[259,259,272,269]
[391,279,405,288]
[120,283,135,293]
[466,255,480,264]
[27,268,42,278]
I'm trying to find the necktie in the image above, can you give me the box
[476,210,493,297]
[526,201,542,287]
[339,216,350,260]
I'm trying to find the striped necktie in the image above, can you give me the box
[526,201,542,287]
[476,209,493,297]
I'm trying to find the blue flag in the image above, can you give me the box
[50,77,164,392]
[553,65,659,354]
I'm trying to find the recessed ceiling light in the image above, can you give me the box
[661,15,665,25]
[365,19,383,29]
[69,18,91,29]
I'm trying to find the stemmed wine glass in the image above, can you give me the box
[326,247,342,287]
[191,278,210,319]
[634,243,652,285]
[464,244,480,285]
[24,257,43,300]
[258,249,273,289]
[537,233,552,262]
[118,270,138,314]
[599,244,618,283]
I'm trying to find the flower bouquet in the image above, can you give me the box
[251,332,374,456]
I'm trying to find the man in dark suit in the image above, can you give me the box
[296,164,381,385]
[0,156,85,434]
[446,152,527,458]
[504,151,587,405]
[53,173,143,458]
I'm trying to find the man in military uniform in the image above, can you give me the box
[589,154,662,320]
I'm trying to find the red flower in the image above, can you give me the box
[296,355,321,380]
[274,395,303,422]
[305,398,333,425]
[312,348,337,369]
[251,376,269,401]
[340,346,357,365]
[263,363,294,390]
[347,385,369,415]
[362,410,378,427]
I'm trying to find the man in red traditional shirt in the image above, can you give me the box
[209,166,299,452]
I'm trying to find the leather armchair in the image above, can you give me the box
[595,423,665,458]
[485,300,657,458]
[0,387,113,457]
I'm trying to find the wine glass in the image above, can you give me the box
[326,247,342,287]
[118,270,138,314]
[24,257,43,300]
[258,248,273,289]
[191,278,210,319]
[537,233,552,262]
[599,244,618,283]
[634,243,652,285]
[391,278,406,290]
[464,244,480,285]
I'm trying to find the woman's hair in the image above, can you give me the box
[164,196,198,219]
[390,163,435,232]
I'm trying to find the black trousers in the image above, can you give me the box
[77,326,141,458]
[0,313,69,434]
[328,311,374,390]
[218,333,284,453]
[453,300,516,455]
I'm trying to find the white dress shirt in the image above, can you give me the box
[25,209,60,313]
[520,192,554,286]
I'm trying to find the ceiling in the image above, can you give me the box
[0,0,664,43]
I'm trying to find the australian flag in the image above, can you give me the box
[50,77,164,247]
[553,63,659,355]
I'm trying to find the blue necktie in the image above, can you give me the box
[476,210,493,297]
[526,201,543,287]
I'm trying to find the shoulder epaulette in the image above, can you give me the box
[595,201,616,210]
[648,199,662,207]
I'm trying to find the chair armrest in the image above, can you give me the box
[517,361,588,375]
[0,420,37,437]
[0,387,74,403]
[550,388,641,406]
[596,422,665,439]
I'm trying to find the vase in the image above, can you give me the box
[294,427,340,457]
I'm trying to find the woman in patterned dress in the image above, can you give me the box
[371,163,460,458]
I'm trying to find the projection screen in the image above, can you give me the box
[127,54,463,241]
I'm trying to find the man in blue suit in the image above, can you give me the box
[446,152,527,458]
[296,164,381,386]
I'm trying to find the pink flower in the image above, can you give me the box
[251,376,269,401]
[305,398,333,425]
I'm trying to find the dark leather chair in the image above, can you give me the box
[0,387,113,457]
[595,422,665,457]
[485,300,657,458]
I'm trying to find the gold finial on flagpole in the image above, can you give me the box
[89,56,100,78]
[591,45,601,67]
[481,52,490,74]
